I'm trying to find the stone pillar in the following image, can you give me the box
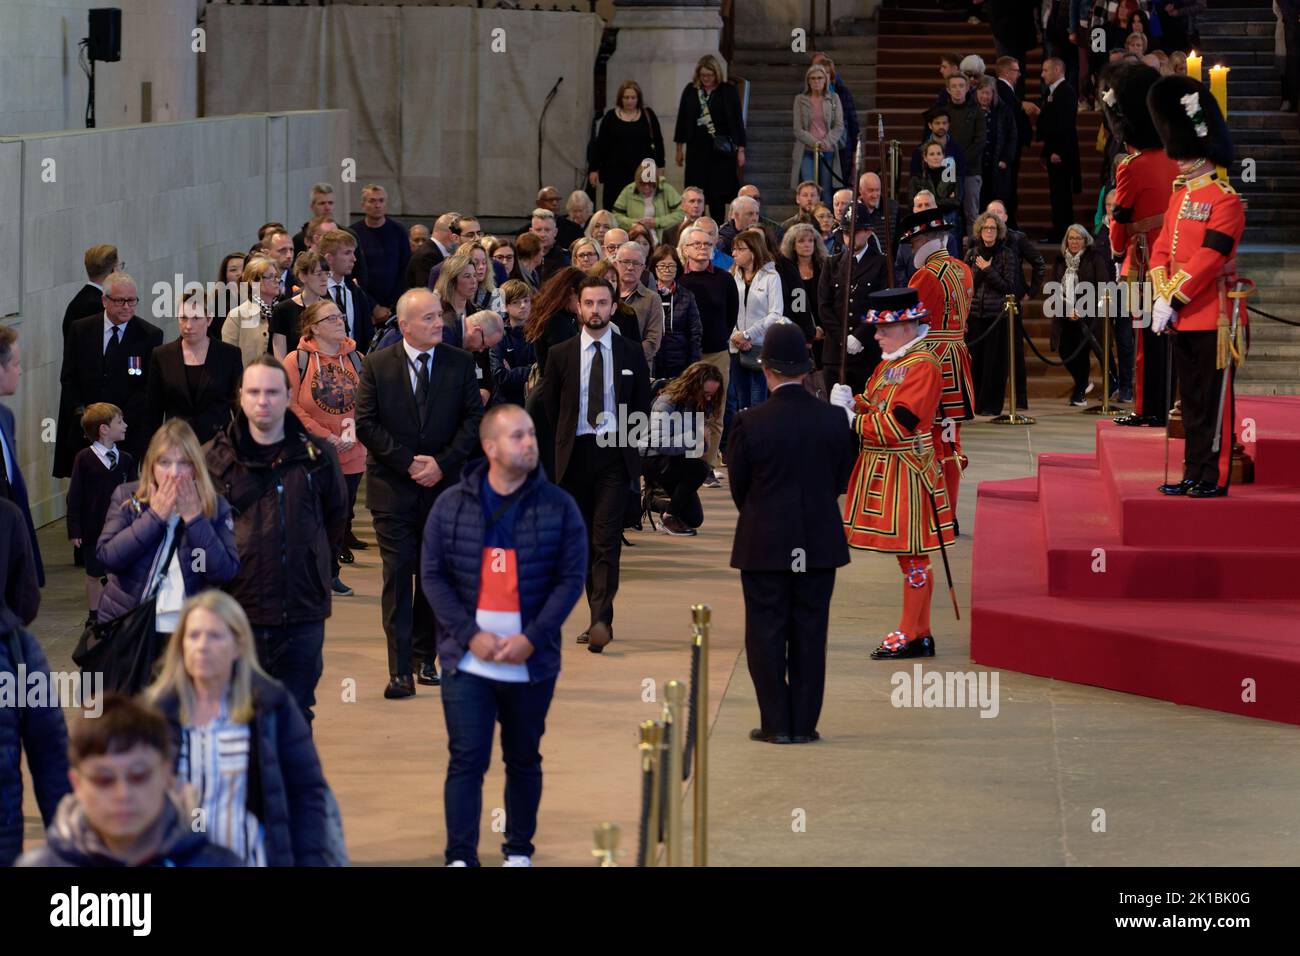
[604,0,724,193]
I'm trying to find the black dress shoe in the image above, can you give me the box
[337,548,355,565]
[1188,481,1226,498]
[384,675,415,699]
[870,634,936,660]
[345,531,368,550]
[790,731,821,744]
[1158,477,1197,496]
[587,622,613,654]
[417,661,440,685]
[1115,413,1160,427]
[749,728,793,744]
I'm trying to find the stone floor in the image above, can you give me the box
[20,400,1300,867]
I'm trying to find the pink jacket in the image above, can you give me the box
[283,336,366,475]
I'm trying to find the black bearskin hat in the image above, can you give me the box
[1100,63,1164,150]
[1146,75,1234,167]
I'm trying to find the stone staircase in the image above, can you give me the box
[1236,247,1300,396]
[730,27,876,223]
[1197,1,1300,245]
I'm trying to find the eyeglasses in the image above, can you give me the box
[615,259,642,267]
[493,252,514,262]
[106,296,139,307]
[80,765,158,789]
[460,229,482,239]
[684,241,712,248]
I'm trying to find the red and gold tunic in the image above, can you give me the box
[909,251,975,422]
[1149,167,1247,339]
[843,342,956,555]
[1110,147,1180,277]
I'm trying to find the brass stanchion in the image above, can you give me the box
[991,294,1035,425]
[592,823,620,867]
[639,720,664,867]
[691,604,710,868]
[1085,287,1123,417]
[663,680,685,867]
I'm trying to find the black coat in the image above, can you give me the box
[66,445,135,578]
[62,284,104,338]
[405,241,448,292]
[154,672,330,866]
[145,339,242,445]
[727,384,856,571]
[591,107,667,210]
[674,82,745,214]
[966,240,1021,317]
[0,499,40,626]
[1049,246,1111,349]
[0,406,43,588]
[204,411,347,627]
[775,256,822,345]
[327,278,376,355]
[542,330,652,485]
[354,340,484,515]
[997,77,1032,158]
[55,314,163,476]
[817,248,887,373]
[1038,79,1083,189]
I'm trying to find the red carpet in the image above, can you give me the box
[971,398,1300,725]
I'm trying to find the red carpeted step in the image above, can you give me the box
[971,485,1300,725]
[1240,396,1300,484]
[1095,423,1300,548]
[1035,458,1300,599]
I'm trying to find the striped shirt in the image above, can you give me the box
[178,699,267,866]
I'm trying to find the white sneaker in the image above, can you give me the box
[503,855,532,867]
[447,860,468,867]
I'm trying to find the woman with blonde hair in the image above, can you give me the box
[674,54,747,222]
[433,249,479,348]
[95,419,239,692]
[791,63,845,204]
[147,590,333,866]
[569,236,601,272]
[584,208,619,245]
[222,256,280,367]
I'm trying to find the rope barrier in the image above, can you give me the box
[682,640,701,780]
[1247,304,1300,327]
[636,757,653,867]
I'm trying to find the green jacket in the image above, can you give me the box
[613,180,685,235]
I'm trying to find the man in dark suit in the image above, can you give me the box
[818,204,888,395]
[355,288,484,698]
[53,273,162,478]
[0,327,45,588]
[405,212,459,291]
[994,56,1033,229]
[542,276,652,652]
[1026,57,1081,242]
[728,323,855,744]
[320,230,376,355]
[63,245,119,338]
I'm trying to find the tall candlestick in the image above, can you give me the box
[1187,50,1202,82]
[1209,65,1229,179]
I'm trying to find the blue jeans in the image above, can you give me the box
[253,621,325,729]
[723,352,769,452]
[799,148,835,206]
[440,668,557,866]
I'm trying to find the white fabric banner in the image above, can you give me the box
[204,4,601,217]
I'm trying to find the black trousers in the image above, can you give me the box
[1058,317,1095,392]
[561,435,630,629]
[1173,330,1235,489]
[374,489,438,678]
[1138,327,1175,424]
[1004,155,1022,229]
[331,471,363,578]
[1046,161,1074,242]
[968,309,1027,414]
[740,568,836,738]
[644,454,710,528]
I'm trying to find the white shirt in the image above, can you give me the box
[329,279,355,339]
[90,441,120,470]
[0,427,13,486]
[153,515,187,634]
[103,314,127,354]
[401,338,435,394]
[575,327,617,437]
[1046,77,1064,100]
[88,280,103,293]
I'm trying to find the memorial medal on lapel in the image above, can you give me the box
[1180,201,1212,222]
[884,365,907,384]
[127,355,142,376]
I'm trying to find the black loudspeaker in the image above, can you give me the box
[87,8,121,63]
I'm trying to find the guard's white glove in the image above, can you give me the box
[830,383,856,425]
[846,335,864,355]
[1151,298,1176,334]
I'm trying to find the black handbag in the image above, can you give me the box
[73,531,179,696]
[698,88,737,156]
[736,347,762,371]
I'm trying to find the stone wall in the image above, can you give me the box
[0,110,351,528]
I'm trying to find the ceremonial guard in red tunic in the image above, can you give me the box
[1102,62,1182,427]
[831,288,956,660]
[1147,76,1247,497]
[897,211,974,519]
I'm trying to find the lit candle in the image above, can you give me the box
[1208,65,1229,118]
[1186,50,1202,82]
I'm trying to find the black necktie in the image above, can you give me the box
[107,449,118,471]
[333,285,350,335]
[105,324,122,365]
[587,341,605,430]
[415,353,431,422]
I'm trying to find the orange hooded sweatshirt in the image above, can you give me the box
[283,335,366,475]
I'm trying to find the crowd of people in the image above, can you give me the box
[0,14,1258,867]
